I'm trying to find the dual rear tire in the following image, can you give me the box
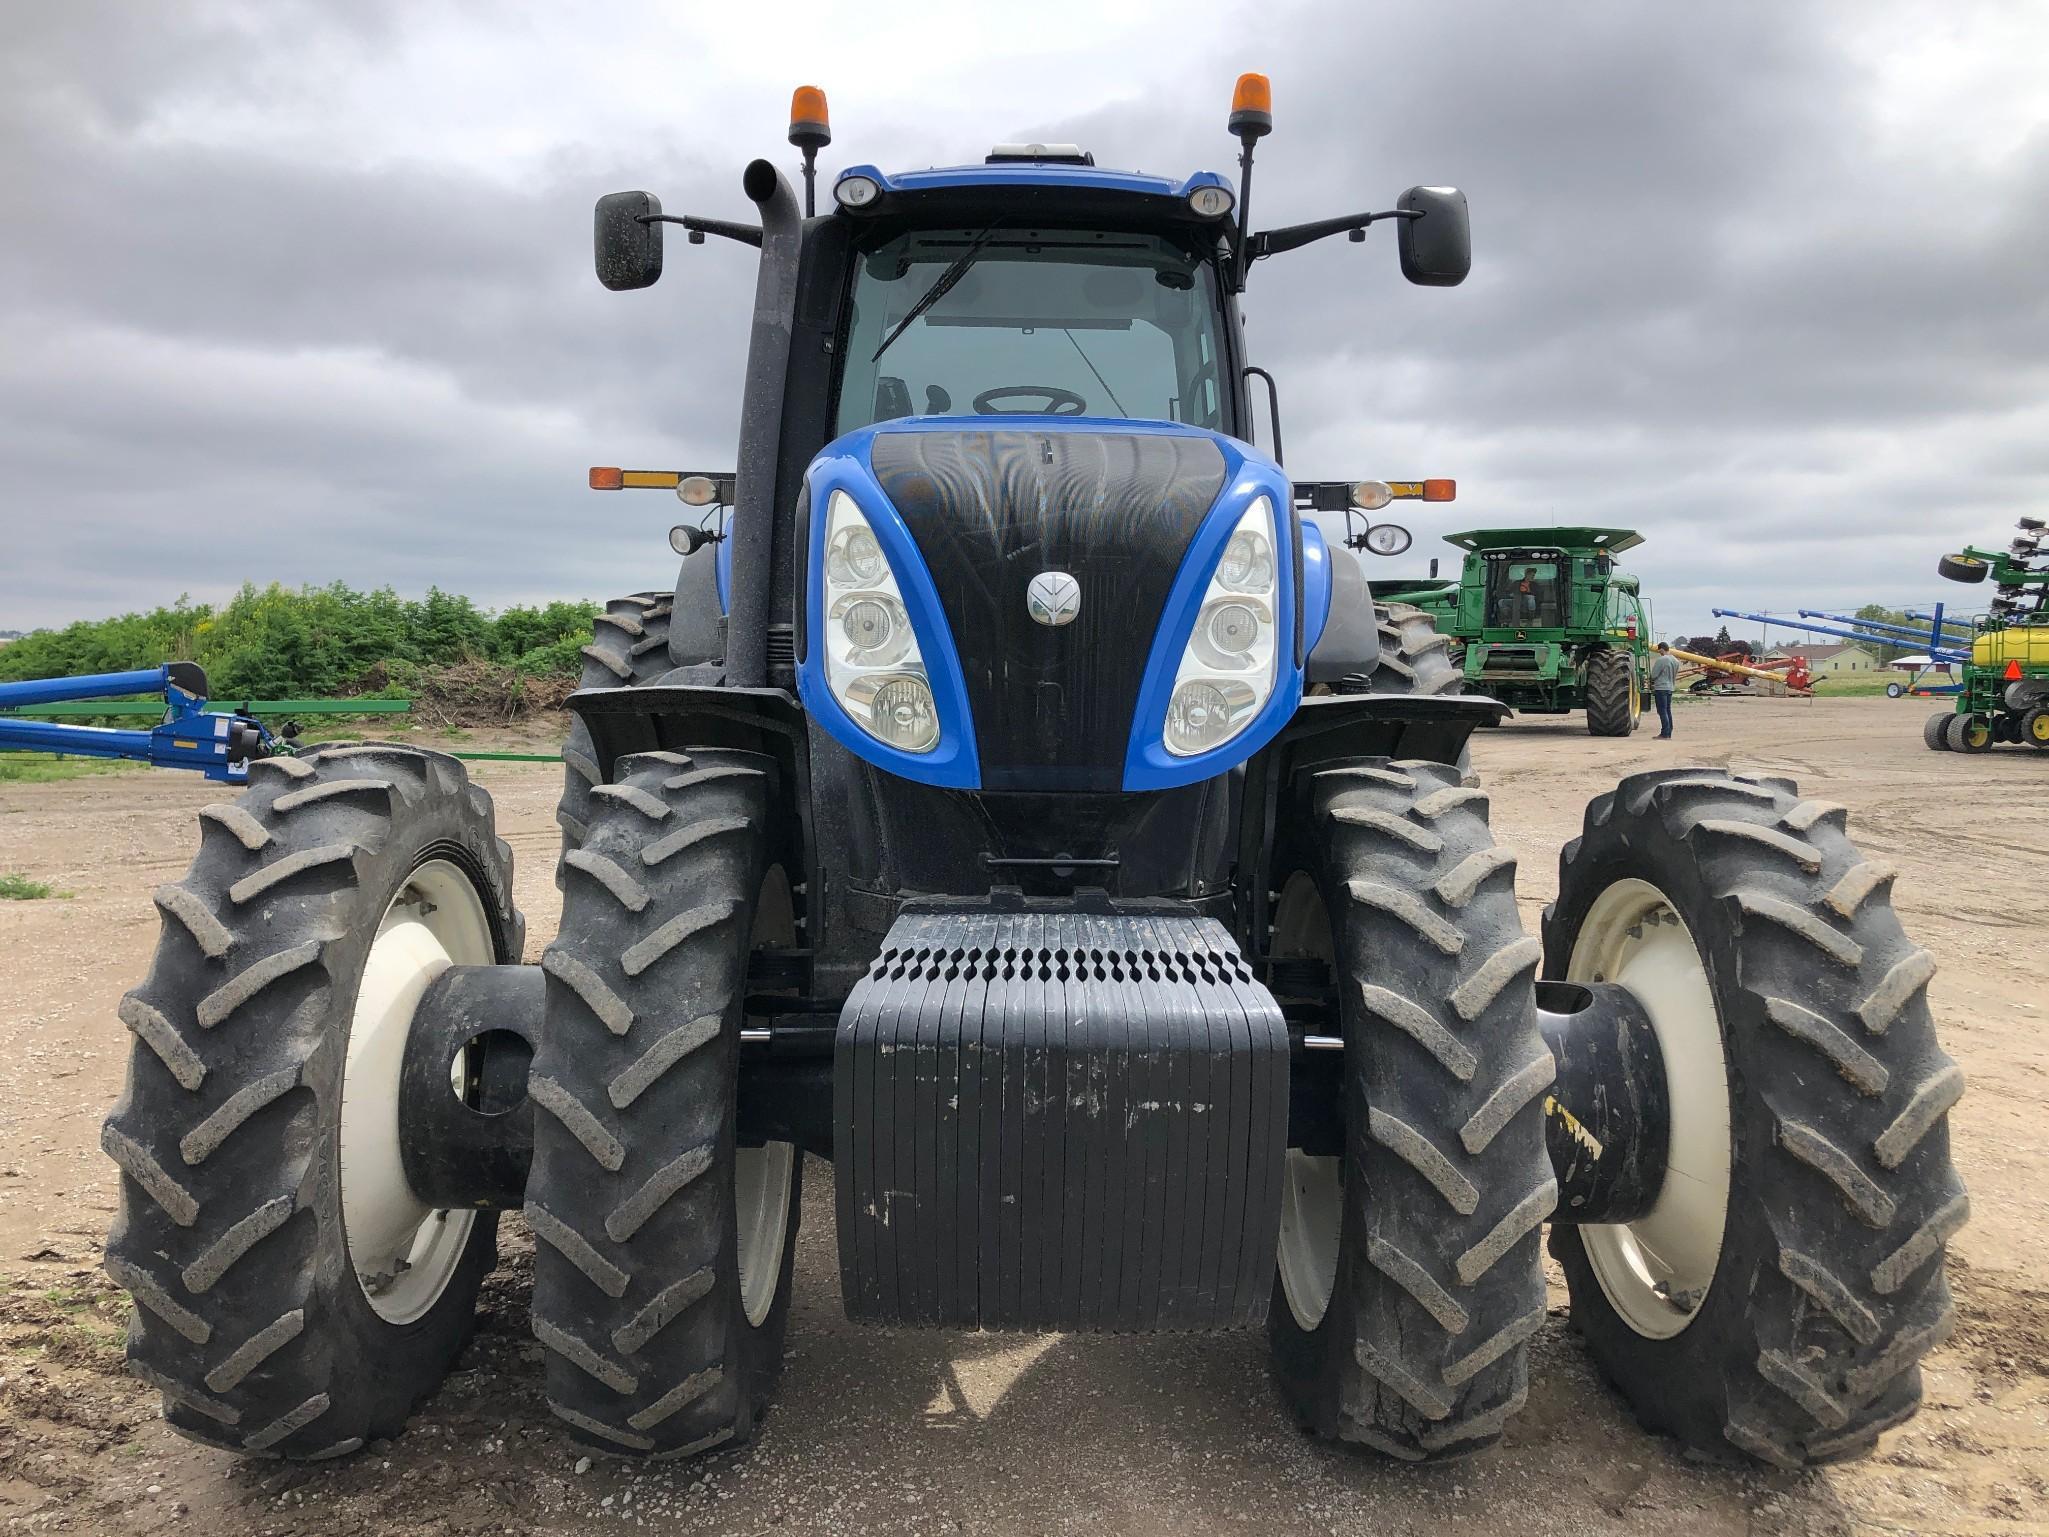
[1264,762,1966,1470]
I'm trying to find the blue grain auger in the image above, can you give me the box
[101,75,1964,1478]
[0,663,291,780]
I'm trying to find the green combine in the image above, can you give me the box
[1926,517,2049,751]
[1384,527,1652,735]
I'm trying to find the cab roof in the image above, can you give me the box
[1446,527,1645,555]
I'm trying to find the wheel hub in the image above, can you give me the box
[340,858,494,1325]
[1562,878,1731,1341]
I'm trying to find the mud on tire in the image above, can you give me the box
[1543,769,1966,1467]
[527,749,800,1458]
[102,745,523,1458]
[1267,757,1555,1458]
[558,593,674,874]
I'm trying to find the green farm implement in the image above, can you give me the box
[1925,517,2049,752]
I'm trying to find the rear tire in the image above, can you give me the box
[103,746,523,1458]
[527,750,801,1458]
[558,593,674,876]
[1368,603,1461,696]
[1267,758,1553,1459]
[1543,770,1965,1467]
[1584,647,1635,737]
[2021,706,2049,750]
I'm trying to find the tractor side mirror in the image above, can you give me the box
[1396,186,1470,288]
[595,191,663,291]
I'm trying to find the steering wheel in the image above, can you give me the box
[972,385,1088,416]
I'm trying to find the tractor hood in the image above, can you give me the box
[797,417,1318,793]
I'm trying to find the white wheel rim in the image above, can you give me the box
[1271,872,1341,1331]
[737,868,799,1329]
[339,858,493,1325]
[735,1141,796,1326]
[1566,877,1731,1340]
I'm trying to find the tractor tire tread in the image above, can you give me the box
[559,593,677,879]
[526,751,797,1458]
[1542,768,1964,1469]
[1270,760,1551,1459]
[102,744,521,1459]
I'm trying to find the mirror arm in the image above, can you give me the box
[642,214,764,250]
[1248,208,1420,262]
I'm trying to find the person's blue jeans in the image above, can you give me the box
[1653,688,1674,737]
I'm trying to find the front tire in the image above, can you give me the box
[527,750,800,1458]
[1542,769,1965,1467]
[1584,647,1635,737]
[1922,712,1953,751]
[103,746,523,1458]
[1267,758,1554,1459]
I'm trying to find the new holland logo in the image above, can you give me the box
[1025,570,1082,627]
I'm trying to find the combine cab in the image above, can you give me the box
[101,78,1965,1476]
[1398,527,1653,734]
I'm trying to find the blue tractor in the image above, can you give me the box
[106,78,1964,1474]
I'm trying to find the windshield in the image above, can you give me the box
[1487,555,1563,628]
[834,227,1229,435]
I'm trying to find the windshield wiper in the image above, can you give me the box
[1062,329,1127,415]
[871,224,1000,363]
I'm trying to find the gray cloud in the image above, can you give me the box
[1,1,2044,639]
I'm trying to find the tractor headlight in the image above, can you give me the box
[819,491,939,754]
[1163,496,1280,757]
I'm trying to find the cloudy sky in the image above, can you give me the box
[3,0,2045,640]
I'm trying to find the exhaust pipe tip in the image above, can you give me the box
[743,158,784,208]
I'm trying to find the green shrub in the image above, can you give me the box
[0,586,602,701]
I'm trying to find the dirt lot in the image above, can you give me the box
[1,695,2044,1535]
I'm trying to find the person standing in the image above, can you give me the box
[1649,642,1680,738]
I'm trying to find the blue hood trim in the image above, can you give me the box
[799,417,1301,793]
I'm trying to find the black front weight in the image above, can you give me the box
[398,964,541,1210]
[1536,979,1671,1226]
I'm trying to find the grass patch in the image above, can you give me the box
[0,755,144,784]
[1812,676,1914,697]
[0,872,66,900]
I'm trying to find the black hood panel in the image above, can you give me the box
[872,429,1228,791]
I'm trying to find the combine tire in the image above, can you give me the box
[1584,647,1636,737]
[1543,769,1965,1467]
[1922,712,1953,752]
[1368,603,1461,696]
[1937,553,1988,584]
[1267,758,1553,1459]
[559,593,675,873]
[103,746,523,1458]
[2021,706,2049,750]
[527,750,801,1459]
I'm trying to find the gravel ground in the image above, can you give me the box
[0,695,2043,1534]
